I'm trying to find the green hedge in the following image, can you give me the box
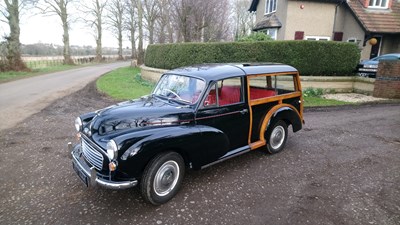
[144,41,360,76]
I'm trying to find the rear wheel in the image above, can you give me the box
[140,152,185,205]
[265,120,288,154]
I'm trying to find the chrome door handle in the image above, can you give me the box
[240,109,249,115]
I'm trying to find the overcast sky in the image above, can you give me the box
[0,8,131,49]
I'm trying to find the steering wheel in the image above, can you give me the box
[164,89,185,101]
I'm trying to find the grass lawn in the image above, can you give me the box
[0,64,78,83]
[303,96,353,107]
[96,67,155,100]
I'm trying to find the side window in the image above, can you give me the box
[203,77,242,107]
[249,74,296,100]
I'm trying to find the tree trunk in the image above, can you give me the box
[148,25,154,44]
[95,28,103,62]
[117,30,123,60]
[137,0,144,65]
[61,1,74,65]
[130,27,137,59]
[95,0,103,62]
[4,0,28,71]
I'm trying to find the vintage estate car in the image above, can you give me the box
[70,63,304,205]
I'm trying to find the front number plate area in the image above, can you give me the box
[72,161,89,187]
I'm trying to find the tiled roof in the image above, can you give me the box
[253,13,282,31]
[347,0,400,33]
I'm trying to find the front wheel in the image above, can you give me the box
[265,120,288,154]
[140,152,185,205]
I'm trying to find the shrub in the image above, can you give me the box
[237,32,273,42]
[303,87,324,97]
[144,41,360,76]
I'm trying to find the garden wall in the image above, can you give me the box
[141,65,375,94]
[373,61,400,99]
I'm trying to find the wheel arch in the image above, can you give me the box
[259,104,302,144]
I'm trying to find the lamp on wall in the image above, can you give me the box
[369,38,378,45]
[300,4,305,9]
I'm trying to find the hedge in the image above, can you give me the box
[144,41,360,76]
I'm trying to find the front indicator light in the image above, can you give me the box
[109,162,117,171]
[76,133,81,141]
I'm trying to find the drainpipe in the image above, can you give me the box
[332,1,344,40]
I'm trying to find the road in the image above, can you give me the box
[0,61,130,131]
[0,82,399,225]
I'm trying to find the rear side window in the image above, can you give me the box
[248,74,297,100]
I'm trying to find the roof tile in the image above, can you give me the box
[347,0,400,33]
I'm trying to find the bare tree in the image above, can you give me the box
[142,0,158,44]
[233,0,255,40]
[38,0,74,64]
[136,0,144,64]
[79,0,107,62]
[202,0,232,42]
[106,0,124,60]
[169,0,232,43]
[170,0,193,42]
[0,0,32,71]
[125,0,137,58]
[157,0,175,43]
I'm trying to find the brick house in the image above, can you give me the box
[249,0,400,60]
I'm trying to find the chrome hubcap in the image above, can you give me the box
[154,161,180,196]
[270,125,285,149]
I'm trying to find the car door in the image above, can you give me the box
[195,77,250,154]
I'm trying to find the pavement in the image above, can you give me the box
[0,80,399,225]
[0,61,130,131]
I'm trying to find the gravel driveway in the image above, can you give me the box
[0,82,399,225]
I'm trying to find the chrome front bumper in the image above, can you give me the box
[69,143,138,190]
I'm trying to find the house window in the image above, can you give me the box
[369,0,389,8]
[347,38,359,43]
[305,36,330,41]
[264,28,277,40]
[265,0,277,15]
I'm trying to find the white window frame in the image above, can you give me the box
[265,0,277,15]
[368,0,389,9]
[265,28,278,40]
[305,36,330,41]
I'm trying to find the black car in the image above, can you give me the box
[70,63,304,205]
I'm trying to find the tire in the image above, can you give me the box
[140,152,185,205]
[265,120,288,154]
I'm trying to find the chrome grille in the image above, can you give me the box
[81,138,104,171]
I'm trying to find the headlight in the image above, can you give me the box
[74,117,82,132]
[107,140,118,160]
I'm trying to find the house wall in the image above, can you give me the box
[255,0,266,24]
[276,0,289,40]
[284,1,337,40]
[255,0,289,40]
[336,6,365,46]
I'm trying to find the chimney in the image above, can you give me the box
[360,0,370,8]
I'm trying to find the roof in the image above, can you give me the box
[347,0,400,34]
[249,0,344,12]
[167,64,298,81]
[253,14,282,31]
